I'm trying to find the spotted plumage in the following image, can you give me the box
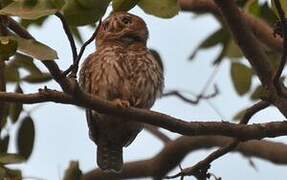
[79,12,164,172]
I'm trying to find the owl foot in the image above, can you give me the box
[112,99,130,108]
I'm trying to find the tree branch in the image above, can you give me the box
[83,136,287,179]
[0,90,286,140]
[167,101,270,179]
[63,19,102,77]
[212,0,287,119]
[162,89,217,105]
[272,0,287,95]
[55,12,78,65]
[179,0,283,53]
[144,124,171,144]
[214,0,274,88]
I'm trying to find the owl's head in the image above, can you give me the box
[96,12,149,46]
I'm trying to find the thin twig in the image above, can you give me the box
[199,64,220,96]
[163,65,220,105]
[84,136,287,179]
[273,0,287,95]
[64,19,102,77]
[166,101,270,179]
[162,86,218,105]
[55,12,78,64]
[144,124,171,144]
[6,16,34,39]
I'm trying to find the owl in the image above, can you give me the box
[79,12,164,172]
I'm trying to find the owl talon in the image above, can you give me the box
[112,99,130,108]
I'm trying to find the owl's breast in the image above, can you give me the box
[124,49,164,108]
[79,45,164,108]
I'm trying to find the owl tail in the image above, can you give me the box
[97,144,123,173]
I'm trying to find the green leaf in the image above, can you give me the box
[233,108,247,121]
[1,0,13,7]
[250,85,267,100]
[4,64,20,82]
[189,28,229,60]
[12,53,42,75]
[0,36,58,60]
[17,116,35,159]
[22,72,52,83]
[226,40,243,59]
[0,153,25,164]
[200,28,228,48]
[50,0,65,9]
[0,38,18,60]
[70,26,84,44]
[231,62,253,95]
[244,0,260,16]
[9,85,23,123]
[271,0,287,18]
[64,161,83,180]
[20,16,49,28]
[0,104,9,129]
[112,0,139,11]
[260,2,277,24]
[0,0,58,20]
[0,135,9,154]
[23,0,38,7]
[138,0,180,18]
[63,0,111,26]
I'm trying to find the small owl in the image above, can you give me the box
[79,12,164,172]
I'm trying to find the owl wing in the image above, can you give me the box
[79,49,139,144]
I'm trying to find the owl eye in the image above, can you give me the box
[121,16,132,25]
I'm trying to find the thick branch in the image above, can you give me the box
[179,0,283,53]
[83,136,287,179]
[213,0,287,119]
[214,0,274,88]
[5,16,72,93]
[0,90,287,140]
[273,0,287,95]
[167,101,270,179]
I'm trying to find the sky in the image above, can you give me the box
[5,4,287,180]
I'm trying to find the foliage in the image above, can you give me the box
[190,0,278,101]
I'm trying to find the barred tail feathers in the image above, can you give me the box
[97,144,123,172]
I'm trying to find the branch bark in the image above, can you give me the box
[166,101,270,179]
[0,90,287,140]
[212,0,287,120]
[214,0,274,88]
[83,136,287,179]
[179,0,283,53]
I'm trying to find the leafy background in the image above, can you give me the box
[0,0,286,179]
